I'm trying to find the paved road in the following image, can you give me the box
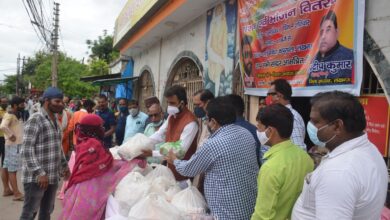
[0,172,62,220]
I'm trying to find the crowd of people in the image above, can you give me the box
[0,78,388,220]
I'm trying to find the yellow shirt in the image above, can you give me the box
[0,112,24,145]
[0,107,5,137]
[251,140,314,220]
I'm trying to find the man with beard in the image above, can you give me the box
[241,35,255,87]
[20,87,70,220]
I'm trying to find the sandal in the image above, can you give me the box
[13,194,24,201]
[3,190,13,197]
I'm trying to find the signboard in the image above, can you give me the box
[205,0,237,96]
[114,0,160,46]
[359,95,390,157]
[238,0,365,96]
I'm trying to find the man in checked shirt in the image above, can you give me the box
[20,87,70,220]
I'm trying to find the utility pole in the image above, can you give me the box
[51,2,60,87]
[16,54,20,95]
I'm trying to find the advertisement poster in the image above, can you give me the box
[359,95,390,157]
[238,0,365,96]
[205,0,237,96]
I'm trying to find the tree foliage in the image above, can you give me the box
[19,51,98,98]
[86,30,119,64]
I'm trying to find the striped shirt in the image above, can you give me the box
[21,107,67,184]
[174,124,259,220]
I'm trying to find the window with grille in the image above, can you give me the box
[167,58,204,111]
[361,57,384,95]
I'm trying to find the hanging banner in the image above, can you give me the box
[205,0,237,96]
[359,95,390,157]
[238,0,365,96]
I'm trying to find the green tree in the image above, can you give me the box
[22,51,98,98]
[86,30,119,64]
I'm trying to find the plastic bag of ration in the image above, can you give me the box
[128,193,182,220]
[145,164,176,183]
[105,195,127,220]
[171,180,208,215]
[114,172,150,217]
[159,140,186,159]
[109,146,122,160]
[148,176,182,202]
[117,133,154,161]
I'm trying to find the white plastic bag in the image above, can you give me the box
[149,176,181,202]
[118,133,154,161]
[105,195,127,220]
[128,193,182,220]
[171,180,208,214]
[145,164,175,183]
[114,172,150,216]
[132,164,153,176]
[109,146,122,160]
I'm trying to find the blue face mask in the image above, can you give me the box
[307,121,336,148]
[119,106,128,113]
[194,106,206,118]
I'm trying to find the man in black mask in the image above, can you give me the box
[192,89,214,148]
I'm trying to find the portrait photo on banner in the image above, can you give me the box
[205,0,237,96]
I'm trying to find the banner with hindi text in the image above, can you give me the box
[238,0,365,96]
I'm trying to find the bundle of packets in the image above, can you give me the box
[159,140,185,159]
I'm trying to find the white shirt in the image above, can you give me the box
[149,115,198,157]
[292,133,388,220]
[286,104,306,150]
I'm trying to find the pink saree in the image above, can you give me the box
[59,159,146,220]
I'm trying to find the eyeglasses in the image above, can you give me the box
[148,112,162,118]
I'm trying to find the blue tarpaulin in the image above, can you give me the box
[115,60,133,99]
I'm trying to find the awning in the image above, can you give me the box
[91,76,139,86]
[80,73,122,82]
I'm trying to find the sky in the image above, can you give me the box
[0,0,127,81]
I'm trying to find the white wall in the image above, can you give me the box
[132,14,207,100]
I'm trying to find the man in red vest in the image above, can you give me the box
[142,85,198,182]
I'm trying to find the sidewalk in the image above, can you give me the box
[0,172,62,220]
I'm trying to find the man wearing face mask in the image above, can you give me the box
[146,85,198,181]
[115,98,129,145]
[292,91,388,220]
[96,94,116,148]
[123,100,148,143]
[192,89,214,148]
[251,104,313,220]
[0,96,26,201]
[142,103,165,164]
[166,97,258,219]
[267,79,306,150]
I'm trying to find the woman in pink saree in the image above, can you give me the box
[59,114,145,220]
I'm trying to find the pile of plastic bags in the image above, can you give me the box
[106,164,210,220]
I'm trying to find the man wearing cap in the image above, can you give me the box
[20,87,70,220]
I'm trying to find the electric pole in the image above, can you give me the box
[16,54,20,95]
[51,2,60,87]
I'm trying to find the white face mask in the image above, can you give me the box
[129,108,139,117]
[256,129,270,146]
[167,105,179,116]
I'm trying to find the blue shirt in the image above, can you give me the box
[115,111,129,145]
[174,124,259,220]
[123,111,148,143]
[235,116,261,165]
[95,108,116,148]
